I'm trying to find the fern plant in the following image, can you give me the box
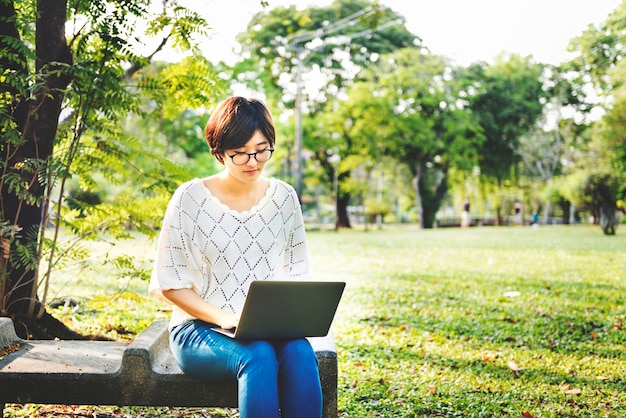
[0,0,226,329]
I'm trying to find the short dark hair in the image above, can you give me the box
[205,96,276,163]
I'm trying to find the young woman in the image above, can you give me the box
[149,96,322,418]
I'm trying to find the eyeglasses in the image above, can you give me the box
[226,148,274,165]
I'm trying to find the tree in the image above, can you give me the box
[566,0,626,93]
[525,60,607,224]
[310,82,385,228]
[235,0,418,227]
[462,53,547,223]
[563,0,626,234]
[323,48,484,228]
[0,0,220,338]
[580,77,626,234]
[237,0,416,106]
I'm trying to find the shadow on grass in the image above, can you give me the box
[335,265,626,416]
[338,326,626,417]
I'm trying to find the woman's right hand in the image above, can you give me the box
[217,312,241,330]
[162,288,240,328]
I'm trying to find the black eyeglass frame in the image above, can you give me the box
[225,149,274,165]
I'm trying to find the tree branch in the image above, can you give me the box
[125,34,171,80]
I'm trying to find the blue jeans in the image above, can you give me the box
[169,320,323,418]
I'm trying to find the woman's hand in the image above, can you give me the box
[162,288,239,328]
[216,312,241,330]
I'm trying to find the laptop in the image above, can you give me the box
[213,280,346,339]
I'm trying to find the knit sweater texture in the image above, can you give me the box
[149,177,311,329]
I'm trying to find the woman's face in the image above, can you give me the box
[222,130,272,184]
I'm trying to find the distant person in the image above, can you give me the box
[149,96,322,418]
[514,201,523,226]
[461,198,471,228]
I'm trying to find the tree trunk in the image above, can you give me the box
[336,170,351,229]
[600,206,618,235]
[412,165,423,229]
[423,168,448,229]
[1,0,72,320]
[559,200,571,225]
[542,200,551,225]
[569,203,576,225]
[11,310,109,340]
[1,1,38,317]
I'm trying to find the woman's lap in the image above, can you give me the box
[168,320,322,417]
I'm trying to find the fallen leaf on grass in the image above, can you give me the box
[521,412,536,418]
[508,360,524,371]
[503,291,521,297]
[428,385,436,395]
[548,337,557,348]
[482,350,498,362]
[560,384,582,395]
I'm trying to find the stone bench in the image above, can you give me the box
[0,317,337,418]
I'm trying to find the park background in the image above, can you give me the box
[1,0,626,416]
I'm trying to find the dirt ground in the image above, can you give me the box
[3,404,239,417]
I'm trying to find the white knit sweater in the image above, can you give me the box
[149,177,311,329]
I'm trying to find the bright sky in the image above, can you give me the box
[171,0,621,67]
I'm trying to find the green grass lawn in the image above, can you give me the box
[6,224,626,417]
[313,225,626,417]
